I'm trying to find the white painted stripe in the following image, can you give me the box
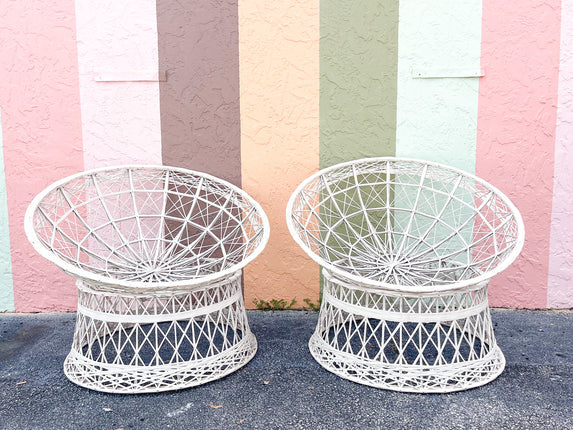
[0,111,15,311]
[94,70,167,82]
[395,0,482,174]
[75,0,162,169]
[548,0,573,308]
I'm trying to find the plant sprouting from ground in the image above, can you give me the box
[252,298,297,311]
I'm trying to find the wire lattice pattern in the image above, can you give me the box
[287,158,524,392]
[65,275,255,393]
[310,271,504,392]
[27,166,267,288]
[288,158,523,291]
[25,166,269,393]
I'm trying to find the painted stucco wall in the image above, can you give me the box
[477,0,561,308]
[320,0,398,167]
[549,0,573,308]
[0,113,14,311]
[395,0,482,174]
[239,0,320,306]
[1,0,573,311]
[75,0,162,170]
[0,0,84,311]
[158,0,242,187]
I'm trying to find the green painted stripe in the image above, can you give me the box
[319,0,399,169]
[0,111,14,312]
[319,1,399,291]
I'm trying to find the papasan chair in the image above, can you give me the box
[286,157,524,392]
[25,165,269,393]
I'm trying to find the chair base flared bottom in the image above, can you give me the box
[308,271,506,393]
[64,333,257,394]
[309,332,505,393]
[65,273,256,393]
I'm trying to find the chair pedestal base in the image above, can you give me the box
[309,271,505,393]
[65,273,256,393]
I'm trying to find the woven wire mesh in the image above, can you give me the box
[309,271,504,392]
[64,274,256,393]
[25,166,269,393]
[26,166,268,289]
[287,158,524,291]
[287,158,524,392]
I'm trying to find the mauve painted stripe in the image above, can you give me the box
[0,0,84,311]
[157,0,242,188]
[0,112,14,312]
[548,0,573,308]
[477,0,561,308]
[319,0,399,168]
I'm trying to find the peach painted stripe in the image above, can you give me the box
[548,0,573,308]
[477,0,561,308]
[0,0,84,311]
[239,1,320,307]
[75,0,162,169]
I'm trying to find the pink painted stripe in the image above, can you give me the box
[548,0,573,308]
[477,0,561,308]
[0,0,84,311]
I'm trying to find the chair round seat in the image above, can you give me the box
[287,157,524,392]
[26,165,269,393]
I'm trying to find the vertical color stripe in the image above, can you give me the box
[0,112,14,312]
[157,0,242,187]
[75,0,162,170]
[239,0,320,306]
[0,0,84,311]
[395,0,482,174]
[320,0,399,168]
[548,0,573,308]
[477,0,560,308]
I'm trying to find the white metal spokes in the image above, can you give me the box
[288,158,523,289]
[29,167,268,286]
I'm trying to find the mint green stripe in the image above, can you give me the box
[0,112,14,312]
[320,0,399,169]
[395,1,482,174]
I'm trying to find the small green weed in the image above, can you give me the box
[253,298,297,311]
[302,298,320,311]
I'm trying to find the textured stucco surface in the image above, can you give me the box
[239,0,320,307]
[75,0,162,170]
[0,112,14,311]
[158,0,242,187]
[320,0,398,168]
[0,0,572,312]
[395,0,481,174]
[0,0,84,311]
[477,0,560,308]
[548,0,573,308]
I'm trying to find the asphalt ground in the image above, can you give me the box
[1,309,572,430]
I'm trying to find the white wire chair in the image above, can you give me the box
[286,157,525,393]
[25,165,269,393]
